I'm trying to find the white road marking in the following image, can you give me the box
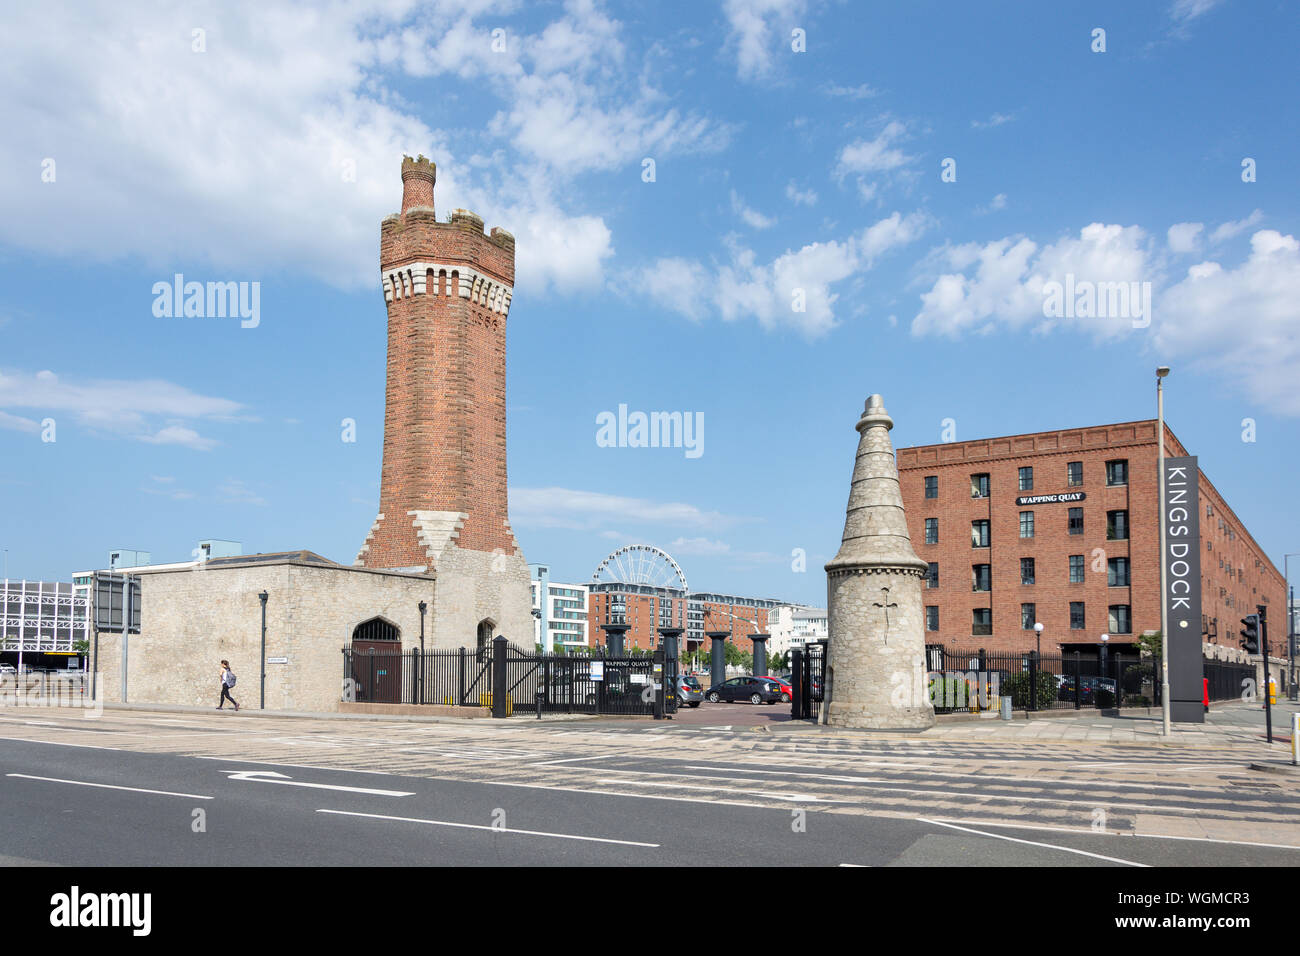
[7,773,213,800]
[595,778,848,803]
[918,817,1148,867]
[528,753,623,767]
[193,755,395,775]
[221,770,413,796]
[679,764,1226,795]
[926,817,1300,852]
[317,808,659,847]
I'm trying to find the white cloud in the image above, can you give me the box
[510,486,741,532]
[634,211,930,337]
[669,536,781,564]
[975,193,1007,215]
[0,0,724,297]
[218,478,268,506]
[911,223,1156,339]
[909,218,1300,416]
[1170,0,1224,23]
[0,410,39,433]
[1209,209,1264,244]
[730,190,776,230]
[837,121,912,176]
[1157,229,1300,414]
[0,369,240,447]
[785,181,818,206]
[971,112,1015,129]
[1167,222,1204,253]
[140,425,218,452]
[723,0,808,80]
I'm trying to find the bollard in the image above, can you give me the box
[1001,695,1012,721]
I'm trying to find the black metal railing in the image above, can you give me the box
[341,641,677,717]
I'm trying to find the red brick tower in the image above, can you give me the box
[356,156,531,648]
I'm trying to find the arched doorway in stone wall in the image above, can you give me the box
[350,616,401,703]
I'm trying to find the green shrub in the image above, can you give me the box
[1001,671,1057,710]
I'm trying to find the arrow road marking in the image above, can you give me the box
[221,769,413,797]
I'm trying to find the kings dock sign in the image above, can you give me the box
[1162,456,1204,723]
[1015,492,1085,506]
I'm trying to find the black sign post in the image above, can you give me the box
[1162,456,1204,723]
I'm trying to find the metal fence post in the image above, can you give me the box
[491,636,508,718]
[1028,651,1039,713]
[1074,651,1081,710]
[1115,654,1123,712]
[458,647,466,706]
[791,648,804,719]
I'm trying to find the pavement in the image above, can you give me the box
[0,698,1297,866]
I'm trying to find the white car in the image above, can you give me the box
[0,664,17,675]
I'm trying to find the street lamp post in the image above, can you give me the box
[1157,365,1171,736]
[418,600,427,704]
[1033,621,1044,656]
[258,590,268,710]
[1284,555,1299,701]
[1100,632,1109,680]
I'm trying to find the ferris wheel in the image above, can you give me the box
[591,544,688,592]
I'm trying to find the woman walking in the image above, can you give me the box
[218,659,239,711]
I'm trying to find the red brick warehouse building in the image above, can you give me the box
[896,419,1284,659]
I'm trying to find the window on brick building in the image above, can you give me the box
[924,475,938,499]
[970,473,990,498]
[926,606,938,632]
[926,563,939,588]
[1106,459,1128,486]
[1108,605,1131,634]
[972,608,992,636]
[1069,555,1085,583]
[1021,557,1035,585]
[1107,510,1129,540]
[1067,461,1083,486]
[925,518,938,544]
[1107,557,1130,587]
[1019,511,1034,538]
[1070,602,1085,630]
[1068,507,1084,535]
[1021,603,1036,630]
[972,564,992,592]
[1019,466,1033,491]
[971,520,990,548]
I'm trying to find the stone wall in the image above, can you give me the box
[93,561,435,712]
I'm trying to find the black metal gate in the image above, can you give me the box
[791,640,827,720]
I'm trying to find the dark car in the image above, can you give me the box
[677,674,703,707]
[704,676,782,705]
[754,675,792,703]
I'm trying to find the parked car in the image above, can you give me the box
[0,664,15,675]
[754,675,792,703]
[704,676,782,705]
[677,674,703,707]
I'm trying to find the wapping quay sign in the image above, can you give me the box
[1163,456,1205,723]
[1014,492,1085,506]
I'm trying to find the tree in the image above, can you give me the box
[1137,631,1161,660]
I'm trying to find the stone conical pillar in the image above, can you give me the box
[824,395,934,729]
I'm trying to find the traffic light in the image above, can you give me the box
[1240,614,1260,654]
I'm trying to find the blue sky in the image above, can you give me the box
[2,0,1298,604]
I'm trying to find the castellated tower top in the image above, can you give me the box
[401,154,436,214]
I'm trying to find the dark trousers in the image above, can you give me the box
[219,684,237,707]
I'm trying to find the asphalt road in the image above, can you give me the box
[2,718,1298,867]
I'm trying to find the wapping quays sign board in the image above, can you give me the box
[1163,456,1205,723]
